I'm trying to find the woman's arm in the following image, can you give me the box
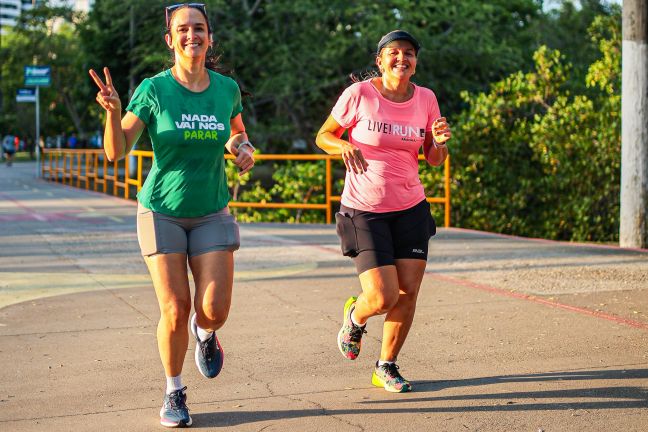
[224,113,251,153]
[226,113,255,175]
[104,112,145,162]
[315,115,368,174]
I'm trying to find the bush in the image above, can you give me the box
[451,14,621,241]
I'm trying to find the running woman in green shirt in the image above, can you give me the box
[90,3,254,428]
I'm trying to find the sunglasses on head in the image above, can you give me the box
[165,3,208,30]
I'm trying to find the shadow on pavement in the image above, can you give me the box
[190,369,648,428]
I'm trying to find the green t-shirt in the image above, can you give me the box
[127,69,243,217]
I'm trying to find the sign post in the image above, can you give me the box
[23,66,51,177]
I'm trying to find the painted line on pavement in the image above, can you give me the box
[0,190,37,213]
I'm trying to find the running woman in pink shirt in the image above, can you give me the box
[316,30,451,393]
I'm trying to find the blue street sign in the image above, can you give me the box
[24,65,51,87]
[16,88,36,103]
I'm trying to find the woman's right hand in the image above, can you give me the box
[315,114,369,174]
[89,67,121,114]
[341,140,368,174]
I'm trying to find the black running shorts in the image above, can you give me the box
[335,199,436,274]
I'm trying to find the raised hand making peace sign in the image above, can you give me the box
[89,67,121,114]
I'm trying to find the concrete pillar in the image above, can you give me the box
[620,0,648,248]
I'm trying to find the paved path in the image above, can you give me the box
[1,162,647,431]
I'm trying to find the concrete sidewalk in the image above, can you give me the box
[1,162,647,431]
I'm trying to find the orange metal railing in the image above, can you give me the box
[41,149,451,226]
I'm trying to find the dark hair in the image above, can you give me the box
[349,69,379,83]
[204,47,225,74]
[349,52,383,83]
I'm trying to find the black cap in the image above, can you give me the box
[376,30,420,55]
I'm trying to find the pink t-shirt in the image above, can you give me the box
[331,79,441,212]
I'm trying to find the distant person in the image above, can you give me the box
[28,138,35,159]
[316,30,451,393]
[67,133,77,149]
[2,135,15,166]
[90,130,102,149]
[90,3,255,428]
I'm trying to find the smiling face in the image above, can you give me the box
[165,7,212,61]
[376,40,417,81]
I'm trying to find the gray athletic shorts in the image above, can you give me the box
[136,203,240,258]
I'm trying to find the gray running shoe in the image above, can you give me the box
[160,387,192,428]
[190,313,223,378]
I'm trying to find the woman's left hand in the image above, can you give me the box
[232,143,255,175]
[432,117,451,145]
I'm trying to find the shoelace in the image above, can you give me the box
[166,388,187,410]
[382,363,403,380]
[199,334,216,360]
[349,324,367,342]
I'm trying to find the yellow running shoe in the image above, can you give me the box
[337,296,366,360]
[371,362,412,393]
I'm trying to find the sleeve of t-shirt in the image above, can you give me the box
[426,90,442,132]
[331,85,359,129]
[231,81,243,119]
[126,79,158,125]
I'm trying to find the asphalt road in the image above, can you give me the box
[1,162,647,431]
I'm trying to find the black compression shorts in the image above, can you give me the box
[335,199,436,274]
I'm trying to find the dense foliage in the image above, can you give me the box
[452,14,620,241]
[0,0,623,241]
[0,5,92,140]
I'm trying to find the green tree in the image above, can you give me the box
[81,0,616,155]
[530,13,621,241]
[219,0,547,151]
[533,0,619,95]
[0,1,93,141]
[78,0,169,148]
[451,11,621,241]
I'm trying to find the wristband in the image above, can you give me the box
[238,140,255,153]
